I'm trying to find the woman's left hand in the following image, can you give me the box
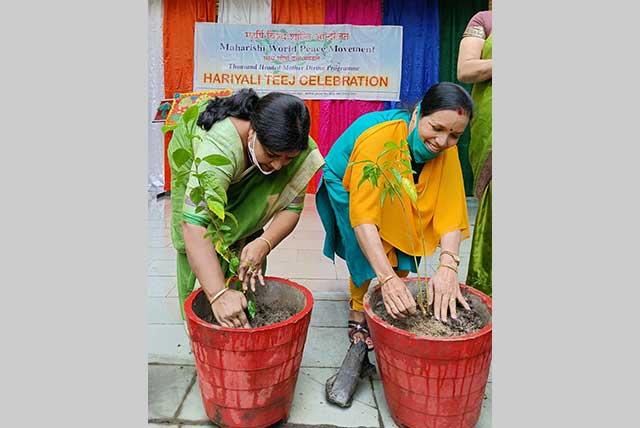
[428,266,471,322]
[238,239,270,292]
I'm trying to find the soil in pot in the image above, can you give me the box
[191,279,305,328]
[371,280,491,337]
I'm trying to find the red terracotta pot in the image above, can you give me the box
[363,279,492,428]
[184,277,314,428]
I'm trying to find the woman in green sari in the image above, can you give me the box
[458,10,492,296]
[168,89,324,328]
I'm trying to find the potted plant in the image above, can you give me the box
[354,140,492,428]
[162,104,315,427]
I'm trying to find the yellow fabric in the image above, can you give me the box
[343,119,470,258]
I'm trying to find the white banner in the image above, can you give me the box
[194,23,403,101]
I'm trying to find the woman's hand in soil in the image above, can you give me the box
[238,239,269,292]
[381,276,417,319]
[211,289,251,328]
[428,267,470,322]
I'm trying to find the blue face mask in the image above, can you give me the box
[407,104,439,164]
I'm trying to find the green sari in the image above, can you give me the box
[168,102,324,317]
[466,34,492,296]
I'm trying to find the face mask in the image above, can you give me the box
[248,133,275,175]
[407,104,439,164]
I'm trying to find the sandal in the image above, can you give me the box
[348,320,374,351]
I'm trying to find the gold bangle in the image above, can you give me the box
[439,263,458,274]
[440,250,460,266]
[256,236,273,253]
[209,288,228,306]
[378,274,396,287]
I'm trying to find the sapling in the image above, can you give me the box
[163,104,257,320]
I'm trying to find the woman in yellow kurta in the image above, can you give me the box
[316,83,473,350]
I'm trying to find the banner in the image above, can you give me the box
[194,23,403,101]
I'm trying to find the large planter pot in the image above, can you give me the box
[363,279,492,428]
[184,277,314,428]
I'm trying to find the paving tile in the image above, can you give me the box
[287,229,326,241]
[267,260,337,280]
[148,227,171,239]
[373,380,399,428]
[149,235,174,248]
[287,367,379,427]
[277,237,326,250]
[334,258,351,280]
[148,297,183,325]
[267,248,299,265]
[310,300,349,327]
[148,324,194,365]
[149,247,178,261]
[148,276,177,297]
[148,364,195,420]
[149,260,177,276]
[292,278,348,294]
[176,378,209,422]
[302,327,351,368]
[295,217,326,232]
[477,381,492,428]
[311,290,350,301]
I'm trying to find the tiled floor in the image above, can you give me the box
[148,192,490,427]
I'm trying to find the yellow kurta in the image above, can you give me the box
[343,119,470,260]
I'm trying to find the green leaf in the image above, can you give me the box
[391,169,403,185]
[172,148,192,168]
[182,104,199,125]
[225,212,239,227]
[202,154,232,166]
[207,199,225,220]
[384,141,399,150]
[190,187,204,205]
[357,173,369,190]
[401,177,418,203]
[161,123,178,133]
[247,300,257,319]
[220,225,232,232]
[400,159,412,169]
[195,205,205,214]
[376,147,396,161]
[380,187,389,206]
[194,157,202,166]
[200,171,228,205]
[230,257,240,274]
[347,160,373,168]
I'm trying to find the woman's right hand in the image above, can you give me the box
[210,289,251,328]
[380,276,417,319]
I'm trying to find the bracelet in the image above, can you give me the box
[209,287,228,306]
[439,263,458,274]
[440,250,460,266]
[256,236,273,253]
[378,274,396,287]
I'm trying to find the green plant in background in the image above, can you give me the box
[162,105,257,320]
[349,139,431,315]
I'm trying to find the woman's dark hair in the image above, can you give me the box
[197,88,310,153]
[419,82,474,120]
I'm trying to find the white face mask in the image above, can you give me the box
[248,133,275,175]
